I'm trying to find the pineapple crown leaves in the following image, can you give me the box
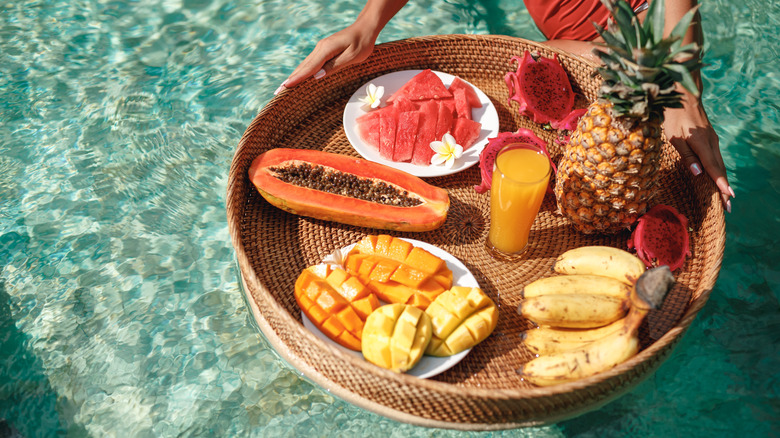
[592,0,703,120]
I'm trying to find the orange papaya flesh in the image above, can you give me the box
[248,148,449,232]
[294,265,380,351]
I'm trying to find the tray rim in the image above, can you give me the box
[226,34,725,429]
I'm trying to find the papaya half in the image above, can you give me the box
[248,148,449,232]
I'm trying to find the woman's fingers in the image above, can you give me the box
[669,128,733,213]
[274,28,375,95]
[275,42,343,94]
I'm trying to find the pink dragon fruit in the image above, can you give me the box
[550,108,587,131]
[474,129,555,194]
[505,51,576,126]
[628,204,691,271]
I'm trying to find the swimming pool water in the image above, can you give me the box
[1,0,778,436]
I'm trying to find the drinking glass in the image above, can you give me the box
[487,143,551,255]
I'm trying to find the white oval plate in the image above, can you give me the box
[301,238,479,379]
[343,70,500,178]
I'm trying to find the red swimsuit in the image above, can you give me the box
[525,0,647,41]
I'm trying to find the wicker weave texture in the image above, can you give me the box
[227,35,725,429]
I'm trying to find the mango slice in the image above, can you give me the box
[346,235,453,309]
[424,286,499,357]
[361,303,433,373]
[294,264,381,351]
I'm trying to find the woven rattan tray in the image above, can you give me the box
[227,35,724,429]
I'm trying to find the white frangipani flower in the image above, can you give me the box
[322,247,346,267]
[359,83,384,109]
[430,133,463,168]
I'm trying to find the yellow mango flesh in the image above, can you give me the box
[424,286,499,356]
[362,303,432,373]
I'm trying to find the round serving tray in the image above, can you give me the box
[226,35,725,429]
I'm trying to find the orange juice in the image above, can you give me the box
[488,144,551,254]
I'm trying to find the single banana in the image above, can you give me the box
[518,294,629,329]
[522,274,632,300]
[521,318,626,355]
[519,310,642,386]
[553,246,647,285]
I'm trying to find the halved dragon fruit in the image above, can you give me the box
[550,107,587,131]
[505,51,576,126]
[474,129,555,194]
[628,204,691,271]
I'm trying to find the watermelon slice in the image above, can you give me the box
[379,109,398,160]
[393,111,420,162]
[392,95,417,113]
[388,69,452,102]
[451,117,482,150]
[357,115,381,150]
[448,77,482,108]
[434,101,454,142]
[411,100,439,165]
[452,88,472,120]
[357,105,398,151]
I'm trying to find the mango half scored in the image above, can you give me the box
[294,264,381,351]
[361,303,433,373]
[425,286,499,357]
[345,235,453,310]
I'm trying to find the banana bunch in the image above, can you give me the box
[517,246,675,386]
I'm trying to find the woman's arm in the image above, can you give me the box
[547,1,733,211]
[276,0,408,94]
[661,0,734,210]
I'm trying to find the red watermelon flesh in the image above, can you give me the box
[411,100,439,165]
[379,109,398,160]
[392,95,417,113]
[357,114,381,150]
[434,101,454,142]
[449,77,482,108]
[439,98,456,117]
[453,88,472,120]
[388,69,452,102]
[452,117,482,150]
[394,111,420,162]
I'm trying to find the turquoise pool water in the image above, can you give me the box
[1,0,778,436]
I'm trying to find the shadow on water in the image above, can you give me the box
[0,280,72,437]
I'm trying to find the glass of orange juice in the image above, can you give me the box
[487,143,551,255]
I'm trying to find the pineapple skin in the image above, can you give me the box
[554,101,664,234]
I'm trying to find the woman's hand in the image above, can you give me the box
[274,0,409,95]
[275,25,378,95]
[664,90,734,212]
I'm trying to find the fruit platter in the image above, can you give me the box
[227,34,725,429]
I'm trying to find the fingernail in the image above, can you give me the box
[726,199,732,213]
[689,163,703,176]
[728,186,736,198]
[273,80,288,96]
[313,69,326,79]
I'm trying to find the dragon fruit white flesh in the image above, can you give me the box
[628,204,691,271]
[474,129,555,194]
[505,51,577,126]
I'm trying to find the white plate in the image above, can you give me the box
[343,70,500,178]
[301,238,478,379]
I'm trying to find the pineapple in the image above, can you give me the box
[554,0,703,234]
